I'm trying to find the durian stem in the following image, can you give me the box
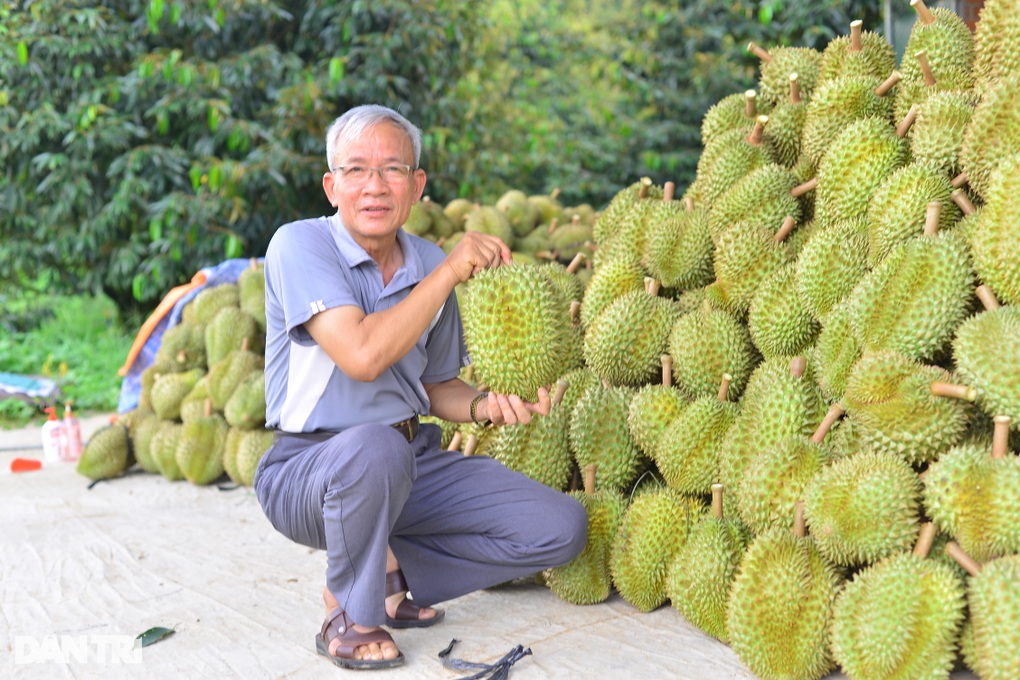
[570,300,581,323]
[945,541,982,576]
[584,464,596,496]
[746,115,768,146]
[950,188,976,215]
[773,215,797,242]
[951,172,968,189]
[204,398,212,418]
[811,403,845,443]
[241,337,250,352]
[791,178,818,197]
[711,484,724,519]
[718,373,733,402]
[571,214,582,227]
[447,430,463,452]
[661,354,674,387]
[992,416,1012,459]
[930,381,976,401]
[552,379,569,407]
[566,251,586,274]
[249,257,258,270]
[547,217,559,234]
[684,196,695,212]
[638,177,653,199]
[745,90,758,118]
[896,103,920,138]
[850,20,863,52]
[789,73,801,104]
[663,181,676,202]
[911,0,937,25]
[923,201,942,236]
[874,72,902,98]
[789,356,807,378]
[793,500,806,538]
[976,284,1001,311]
[916,50,937,87]
[550,187,561,201]
[747,41,772,62]
[645,277,661,296]
[913,522,938,558]
[463,433,479,457]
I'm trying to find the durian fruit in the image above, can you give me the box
[527,188,564,227]
[794,216,870,323]
[150,420,185,481]
[179,374,212,422]
[866,167,962,267]
[626,355,689,459]
[495,189,541,238]
[971,0,1020,94]
[463,204,515,248]
[737,404,842,535]
[153,322,207,373]
[222,427,246,485]
[945,541,1020,680]
[747,262,820,359]
[705,217,795,316]
[583,286,679,387]
[842,350,975,465]
[701,90,767,147]
[910,89,979,177]
[489,379,574,491]
[76,422,133,481]
[122,409,160,474]
[207,339,264,411]
[817,20,897,88]
[205,306,262,367]
[547,215,594,263]
[762,74,808,168]
[665,484,752,642]
[182,283,239,326]
[578,253,645,328]
[641,198,714,291]
[150,368,205,421]
[960,71,1020,199]
[893,51,975,126]
[653,374,739,496]
[924,417,1020,562]
[707,163,802,244]
[595,180,679,267]
[224,370,266,429]
[402,199,433,237]
[966,152,1020,305]
[544,465,628,605]
[952,299,1020,424]
[810,300,863,401]
[900,0,975,85]
[726,503,844,680]
[666,302,757,400]
[805,449,923,568]
[747,41,822,107]
[238,258,266,331]
[442,198,475,232]
[236,428,273,487]
[691,117,776,209]
[175,399,228,485]
[592,177,661,247]
[609,486,705,613]
[830,522,967,680]
[569,382,641,491]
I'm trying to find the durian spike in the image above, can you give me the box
[447,430,463,452]
[711,483,725,519]
[976,284,1001,311]
[718,373,733,402]
[746,115,768,146]
[463,433,479,457]
[911,0,937,25]
[992,416,1012,459]
[929,381,977,401]
[547,217,559,234]
[204,398,213,418]
[747,41,772,63]
[951,172,968,189]
[950,188,976,215]
[663,181,676,202]
[793,500,807,538]
[552,379,569,407]
[789,73,801,104]
[566,251,586,274]
[773,215,797,242]
[874,71,903,98]
[684,196,695,212]
[661,354,674,387]
[923,201,942,236]
[811,403,845,443]
[896,103,920,137]
[569,300,581,323]
[850,20,863,52]
[550,187,561,201]
[912,522,938,558]
[916,50,937,87]
[745,90,758,118]
[645,277,661,296]
[638,177,653,199]
[790,356,808,378]
[791,178,818,197]
[945,541,982,576]
[583,463,597,495]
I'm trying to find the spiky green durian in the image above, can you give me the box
[122,409,160,474]
[653,388,738,496]
[238,259,266,331]
[569,383,641,492]
[463,204,515,247]
[207,345,264,411]
[205,306,262,367]
[592,178,662,248]
[489,384,574,491]
[966,553,1020,680]
[952,306,1020,423]
[528,190,564,227]
[801,75,897,168]
[706,219,794,316]
[693,122,776,208]
[707,163,801,244]
[967,152,1020,305]
[747,263,820,359]
[442,198,475,232]
[726,526,843,680]
[224,370,266,430]
[179,375,212,422]
[737,435,832,535]
[578,254,646,328]
[175,400,228,485]
[403,201,433,237]
[641,203,714,290]
[667,304,757,400]
[548,219,594,262]
[597,190,679,266]
[182,283,239,326]
[762,74,808,168]
[811,301,863,401]
[847,230,974,362]
[236,428,273,487]
[794,217,870,323]
[750,43,822,107]
[971,0,1020,94]
[150,368,205,421]
[154,321,207,373]
[583,290,679,387]
[960,72,1020,199]
[222,427,246,484]
[901,2,975,84]
[866,162,961,266]
[609,487,705,613]
[842,351,974,465]
[76,423,132,481]
[818,24,897,88]
[805,450,922,567]
[627,381,688,458]
[701,90,768,147]
[910,89,978,176]
[496,189,541,237]
[462,264,573,402]
[150,420,185,481]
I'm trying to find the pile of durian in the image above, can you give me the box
[446,1,1020,678]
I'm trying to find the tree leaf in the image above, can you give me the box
[135,626,175,648]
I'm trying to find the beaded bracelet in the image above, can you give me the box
[469,392,490,425]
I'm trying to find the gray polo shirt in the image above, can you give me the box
[263,214,467,433]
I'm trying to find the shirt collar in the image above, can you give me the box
[328,215,426,290]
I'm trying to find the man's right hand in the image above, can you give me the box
[444,231,513,283]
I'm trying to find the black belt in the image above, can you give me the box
[273,414,420,444]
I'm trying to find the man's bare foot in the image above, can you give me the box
[323,587,401,661]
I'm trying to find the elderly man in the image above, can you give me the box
[254,104,587,670]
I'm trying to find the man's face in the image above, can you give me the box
[322,121,426,246]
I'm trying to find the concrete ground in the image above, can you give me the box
[0,415,976,680]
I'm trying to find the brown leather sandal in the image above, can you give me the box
[314,607,405,670]
[385,569,446,629]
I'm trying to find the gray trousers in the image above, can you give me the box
[254,422,588,627]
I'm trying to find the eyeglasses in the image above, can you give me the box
[332,164,414,184]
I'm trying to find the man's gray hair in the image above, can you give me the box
[325,105,422,172]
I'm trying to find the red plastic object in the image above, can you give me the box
[11,458,43,472]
